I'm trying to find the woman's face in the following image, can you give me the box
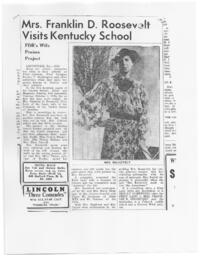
[119,55,133,75]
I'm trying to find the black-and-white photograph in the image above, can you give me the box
[73,46,160,160]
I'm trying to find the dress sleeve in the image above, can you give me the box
[77,80,109,129]
[136,83,149,140]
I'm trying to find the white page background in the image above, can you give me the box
[1,0,199,255]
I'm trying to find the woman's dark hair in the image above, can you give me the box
[112,48,140,64]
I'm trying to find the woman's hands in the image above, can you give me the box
[98,118,115,129]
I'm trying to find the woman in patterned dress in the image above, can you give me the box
[78,48,149,160]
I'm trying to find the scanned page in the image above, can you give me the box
[3,2,197,254]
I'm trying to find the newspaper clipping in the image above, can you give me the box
[3,2,198,254]
[14,16,176,211]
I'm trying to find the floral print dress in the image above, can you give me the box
[77,74,148,160]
